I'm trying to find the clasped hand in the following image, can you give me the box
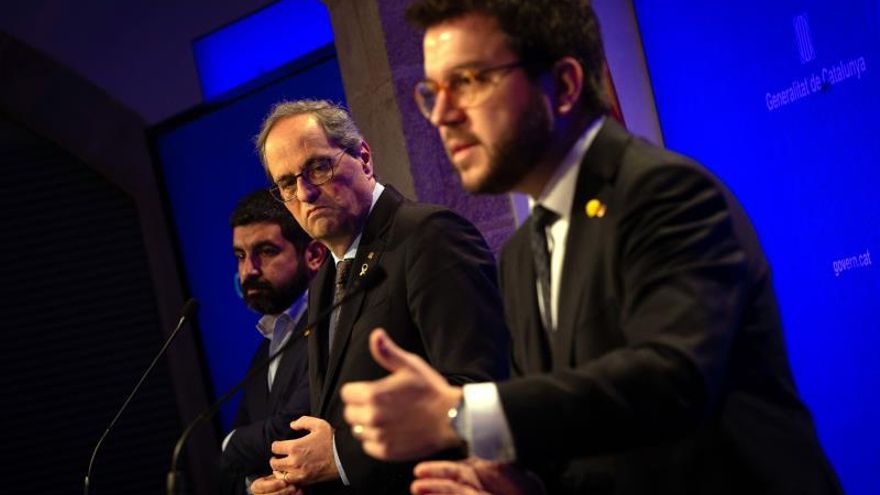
[250,415,338,494]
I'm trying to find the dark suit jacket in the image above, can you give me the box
[307,186,509,495]
[497,120,841,494]
[220,313,311,494]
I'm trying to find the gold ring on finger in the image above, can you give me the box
[352,424,365,439]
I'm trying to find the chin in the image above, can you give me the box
[461,166,515,195]
[458,171,485,194]
[307,218,335,237]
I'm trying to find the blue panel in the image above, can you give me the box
[194,0,334,99]
[634,1,879,493]
[156,55,346,428]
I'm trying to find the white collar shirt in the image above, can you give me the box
[531,117,605,329]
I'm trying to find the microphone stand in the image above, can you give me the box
[84,298,198,495]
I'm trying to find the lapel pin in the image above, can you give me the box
[367,251,375,260]
[359,263,369,276]
[585,199,607,218]
[303,327,311,337]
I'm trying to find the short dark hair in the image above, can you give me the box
[406,0,609,119]
[230,188,311,251]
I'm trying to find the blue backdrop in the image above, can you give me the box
[634,1,879,493]
[194,0,333,100]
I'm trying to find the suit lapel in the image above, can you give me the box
[318,186,401,411]
[308,260,334,415]
[268,314,307,411]
[249,341,271,418]
[555,119,629,367]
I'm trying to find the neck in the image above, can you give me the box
[326,238,354,260]
[517,113,595,199]
[265,295,299,319]
[325,211,368,260]
[325,180,377,259]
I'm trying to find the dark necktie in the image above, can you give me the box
[328,259,353,353]
[530,205,558,333]
[267,313,291,391]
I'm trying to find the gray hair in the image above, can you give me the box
[255,99,363,176]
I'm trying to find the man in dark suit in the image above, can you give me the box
[248,99,509,495]
[339,1,842,494]
[221,189,328,494]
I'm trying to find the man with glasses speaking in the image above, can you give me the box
[248,100,509,495]
[338,1,842,494]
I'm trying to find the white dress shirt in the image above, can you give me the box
[331,181,384,485]
[221,292,308,451]
[462,118,605,462]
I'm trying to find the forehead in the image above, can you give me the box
[264,114,332,167]
[232,222,289,247]
[423,13,515,77]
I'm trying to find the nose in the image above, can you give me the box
[429,89,465,128]
[241,255,260,278]
[296,176,320,203]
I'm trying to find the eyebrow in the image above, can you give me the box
[274,170,298,185]
[253,240,281,251]
[232,240,282,254]
[274,155,329,183]
[423,60,491,81]
[452,61,491,70]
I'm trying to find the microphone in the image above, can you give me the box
[84,298,199,495]
[166,266,387,495]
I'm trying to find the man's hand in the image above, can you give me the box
[250,474,302,495]
[411,458,547,495]
[267,416,339,485]
[340,328,463,460]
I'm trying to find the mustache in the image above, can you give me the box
[241,277,272,292]
[442,130,480,146]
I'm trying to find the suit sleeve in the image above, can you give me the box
[335,208,510,487]
[220,413,307,477]
[498,162,749,465]
[406,210,510,384]
[220,342,311,478]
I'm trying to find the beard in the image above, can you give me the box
[459,89,554,195]
[241,269,308,315]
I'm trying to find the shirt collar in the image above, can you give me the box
[533,117,605,219]
[255,289,308,340]
[331,182,385,264]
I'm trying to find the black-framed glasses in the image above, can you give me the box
[413,61,525,120]
[269,149,348,203]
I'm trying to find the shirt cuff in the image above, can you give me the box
[462,382,517,462]
[333,433,350,485]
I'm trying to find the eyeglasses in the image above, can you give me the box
[269,149,348,203]
[413,61,525,120]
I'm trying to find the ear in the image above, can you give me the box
[303,240,328,275]
[356,140,374,178]
[550,56,584,116]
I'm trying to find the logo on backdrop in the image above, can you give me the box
[764,11,868,112]
[793,13,816,64]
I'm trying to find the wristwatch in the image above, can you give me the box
[448,396,468,442]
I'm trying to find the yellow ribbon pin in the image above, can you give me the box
[585,199,607,218]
